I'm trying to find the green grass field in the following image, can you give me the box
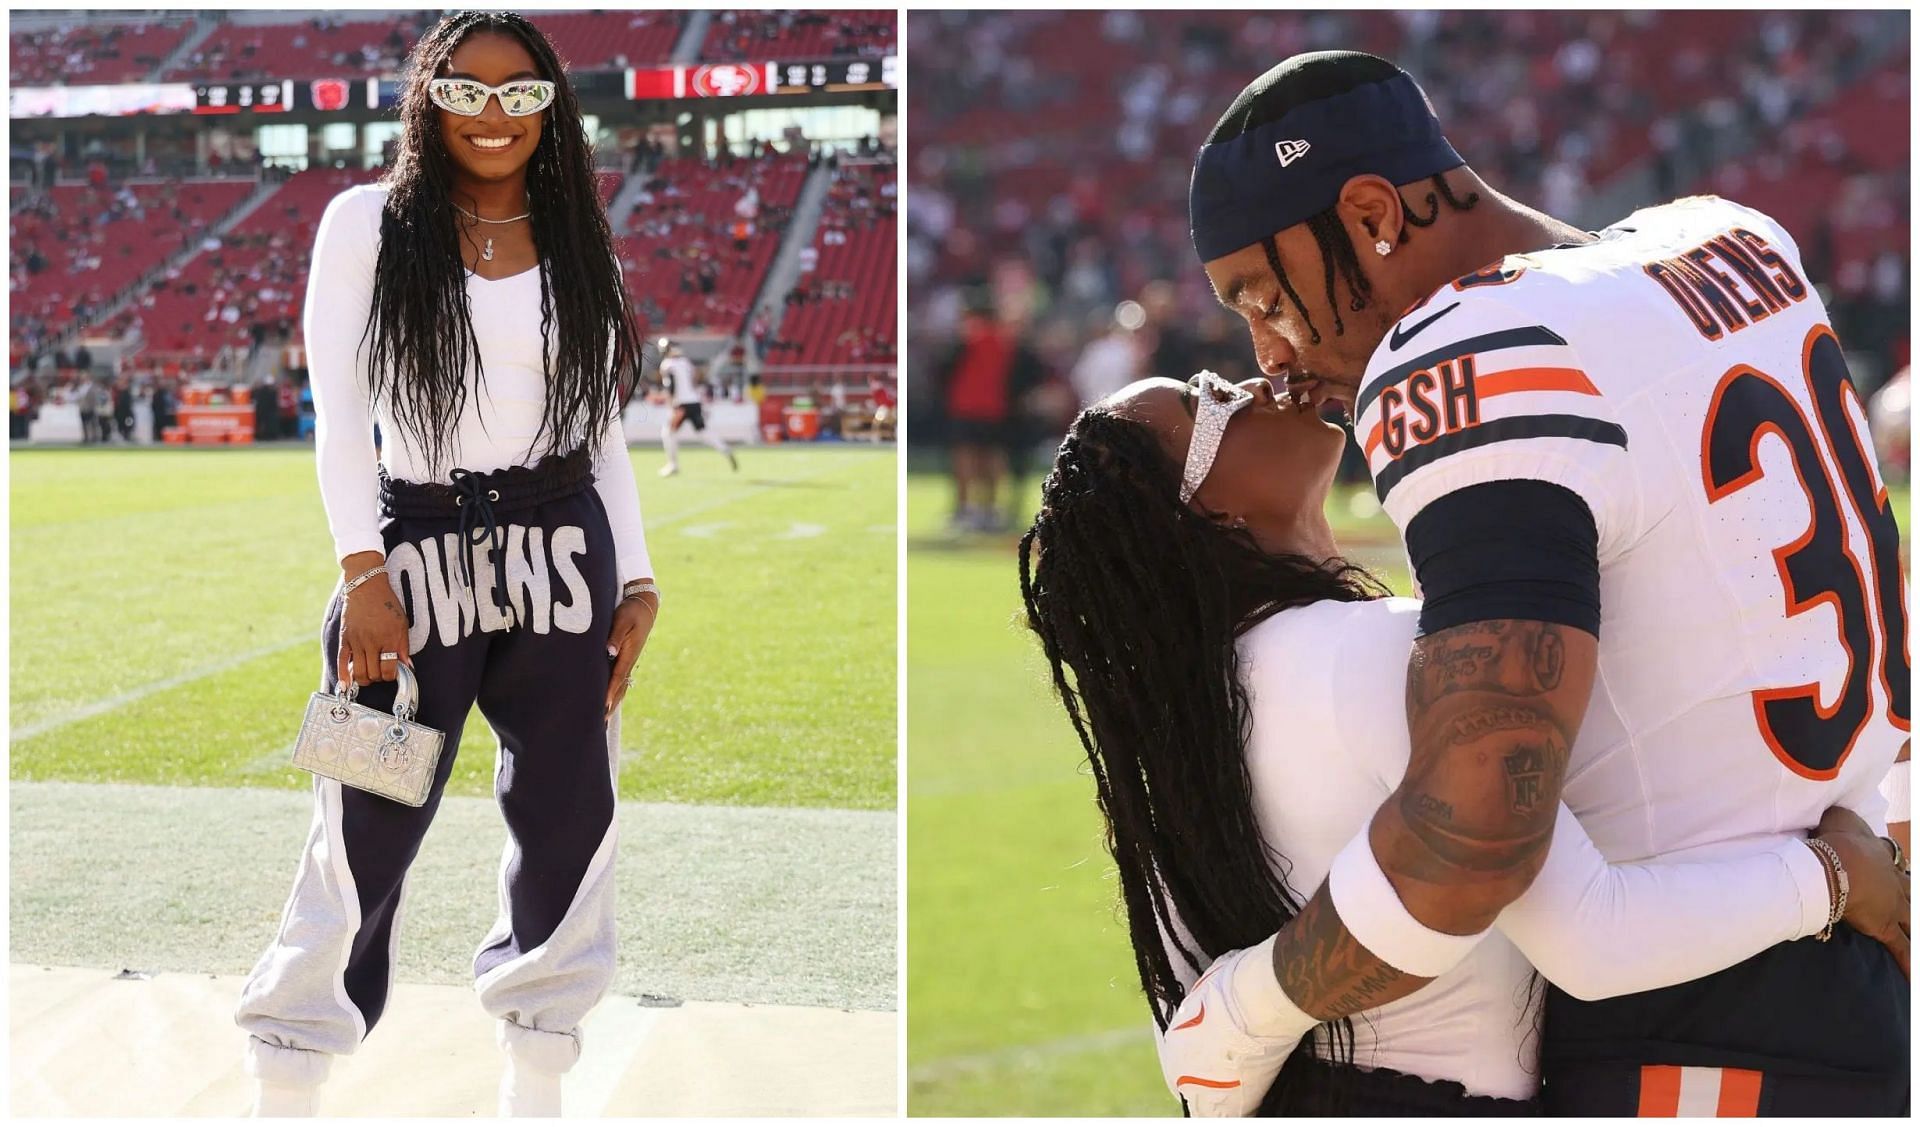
[905,470,1909,1116]
[11,444,896,811]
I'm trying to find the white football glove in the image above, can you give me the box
[1157,936,1312,1117]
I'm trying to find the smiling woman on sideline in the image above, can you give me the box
[233,12,659,1117]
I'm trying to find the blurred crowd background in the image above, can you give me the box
[906,10,1911,530]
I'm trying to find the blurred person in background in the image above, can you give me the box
[1068,301,1146,409]
[113,378,134,442]
[11,382,32,440]
[77,377,102,445]
[937,291,1044,533]
[150,378,173,443]
[1869,366,1909,486]
[657,339,738,476]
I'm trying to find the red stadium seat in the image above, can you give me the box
[616,152,809,337]
[10,18,192,86]
[771,162,896,368]
[701,10,894,62]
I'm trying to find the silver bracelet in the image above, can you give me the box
[1803,837,1849,941]
[622,580,660,611]
[341,564,387,598]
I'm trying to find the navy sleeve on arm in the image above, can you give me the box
[1405,479,1602,638]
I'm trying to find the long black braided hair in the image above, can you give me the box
[1018,408,1389,1111]
[362,10,648,476]
[1210,52,1482,344]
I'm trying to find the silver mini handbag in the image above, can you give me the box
[291,662,445,807]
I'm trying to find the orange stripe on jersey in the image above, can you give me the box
[1175,1076,1240,1090]
[1476,366,1599,399]
[1637,1065,1683,1116]
[1361,366,1592,463]
[1715,1068,1763,1116]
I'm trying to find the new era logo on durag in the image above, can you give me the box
[1274,139,1311,167]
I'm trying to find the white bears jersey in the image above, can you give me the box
[661,355,701,404]
[1352,195,1908,865]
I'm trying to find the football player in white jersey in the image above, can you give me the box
[1018,370,1909,1113]
[656,340,738,477]
[1164,51,1909,1113]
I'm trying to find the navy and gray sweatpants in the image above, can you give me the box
[236,456,623,1085]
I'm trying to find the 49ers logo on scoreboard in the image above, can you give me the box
[690,64,764,98]
[310,79,350,112]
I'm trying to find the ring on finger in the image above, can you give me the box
[380,651,400,662]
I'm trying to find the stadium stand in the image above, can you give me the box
[11,179,254,340]
[701,10,895,62]
[10,17,192,86]
[534,10,683,69]
[163,13,439,83]
[770,160,896,367]
[616,152,808,336]
[122,168,372,360]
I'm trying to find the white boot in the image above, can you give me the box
[252,1082,321,1117]
[496,1022,578,1117]
[243,1037,330,1117]
[498,1056,564,1117]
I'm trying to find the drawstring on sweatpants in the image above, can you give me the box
[449,466,517,628]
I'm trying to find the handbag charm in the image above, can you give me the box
[291,661,444,807]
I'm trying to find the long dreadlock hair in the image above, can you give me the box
[1017,409,1389,1111]
[363,10,647,476]
[1209,51,1483,345]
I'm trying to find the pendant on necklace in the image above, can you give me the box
[482,236,495,262]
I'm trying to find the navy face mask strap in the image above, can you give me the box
[1189,72,1466,262]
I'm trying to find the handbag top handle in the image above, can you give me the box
[341,660,421,722]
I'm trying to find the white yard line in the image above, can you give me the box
[9,633,313,743]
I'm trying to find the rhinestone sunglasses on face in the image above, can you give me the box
[1180,371,1255,504]
[427,77,556,117]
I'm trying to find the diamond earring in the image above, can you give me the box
[1374,239,1394,257]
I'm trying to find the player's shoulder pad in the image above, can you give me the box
[1355,271,1626,507]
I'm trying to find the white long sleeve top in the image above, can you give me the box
[307,184,652,583]
[1158,597,1833,1101]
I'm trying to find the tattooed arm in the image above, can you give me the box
[1269,618,1598,1019]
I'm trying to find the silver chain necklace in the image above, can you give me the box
[453,202,530,262]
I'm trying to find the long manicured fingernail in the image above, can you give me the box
[607,645,617,658]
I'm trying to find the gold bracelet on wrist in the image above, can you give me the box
[1803,837,1849,941]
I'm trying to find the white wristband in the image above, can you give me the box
[1223,934,1318,1041]
[1326,831,1490,978]
[1883,759,1910,823]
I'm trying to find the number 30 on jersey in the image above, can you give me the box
[1702,324,1910,779]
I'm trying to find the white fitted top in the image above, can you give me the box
[1160,597,1832,1100]
[307,184,652,583]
